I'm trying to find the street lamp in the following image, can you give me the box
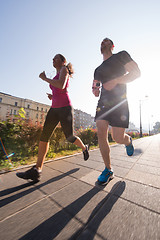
[139,100,142,137]
[139,95,148,138]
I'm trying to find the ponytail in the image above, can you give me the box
[66,63,74,77]
[58,54,74,77]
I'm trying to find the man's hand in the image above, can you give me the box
[39,71,47,81]
[92,80,101,97]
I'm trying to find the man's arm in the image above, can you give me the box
[118,60,141,84]
[103,60,141,91]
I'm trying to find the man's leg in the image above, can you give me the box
[111,127,134,156]
[96,120,111,169]
[111,127,130,145]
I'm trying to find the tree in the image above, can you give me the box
[153,122,160,133]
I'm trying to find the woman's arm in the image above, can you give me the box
[103,60,141,91]
[39,66,69,89]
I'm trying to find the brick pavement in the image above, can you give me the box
[0,134,160,240]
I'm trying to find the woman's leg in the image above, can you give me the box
[72,137,86,151]
[36,108,59,170]
[36,141,49,170]
[60,106,86,151]
[16,109,60,180]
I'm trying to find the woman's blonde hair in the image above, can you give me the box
[58,54,74,77]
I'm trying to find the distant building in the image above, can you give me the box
[73,109,96,130]
[0,92,95,129]
[0,92,50,125]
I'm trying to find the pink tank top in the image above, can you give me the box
[49,73,72,108]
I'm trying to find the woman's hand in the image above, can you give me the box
[46,93,52,100]
[39,71,47,81]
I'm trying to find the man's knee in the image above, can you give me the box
[112,134,124,144]
[96,120,108,137]
[97,126,108,139]
[66,135,77,143]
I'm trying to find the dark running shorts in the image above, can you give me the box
[95,99,129,128]
[40,106,75,142]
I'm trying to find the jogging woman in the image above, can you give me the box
[16,54,89,182]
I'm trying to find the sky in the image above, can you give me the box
[1,0,160,132]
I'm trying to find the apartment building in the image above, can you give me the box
[0,92,50,125]
[73,109,95,130]
[0,92,96,129]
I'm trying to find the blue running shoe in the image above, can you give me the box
[98,167,114,184]
[125,137,134,156]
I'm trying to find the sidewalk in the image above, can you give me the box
[0,134,160,240]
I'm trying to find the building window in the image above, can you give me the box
[0,98,2,102]
[15,102,18,106]
[45,109,47,112]
[27,104,30,109]
[10,109,13,115]
[37,107,39,111]
[41,108,43,111]
[14,110,16,115]
[36,113,38,119]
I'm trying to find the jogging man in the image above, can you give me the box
[92,38,140,184]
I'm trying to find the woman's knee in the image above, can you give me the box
[66,135,77,143]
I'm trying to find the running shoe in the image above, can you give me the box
[83,145,89,161]
[125,137,134,156]
[98,167,114,184]
[16,166,41,182]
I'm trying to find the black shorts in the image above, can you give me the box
[95,99,129,128]
[40,106,75,142]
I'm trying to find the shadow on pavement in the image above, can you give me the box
[19,181,126,240]
[134,148,143,156]
[0,168,79,207]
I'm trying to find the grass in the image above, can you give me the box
[0,145,101,172]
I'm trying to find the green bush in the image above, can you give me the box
[2,108,147,169]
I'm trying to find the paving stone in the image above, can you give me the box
[87,195,160,240]
[65,157,102,170]
[50,180,107,224]
[1,134,160,240]
[46,160,93,179]
[79,169,123,193]
[132,163,160,176]
[115,179,160,213]
[73,228,103,240]
[111,159,135,169]
[110,153,138,162]
[0,198,83,240]
[125,169,160,188]
[34,165,78,195]
[0,169,44,221]
[137,158,160,168]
